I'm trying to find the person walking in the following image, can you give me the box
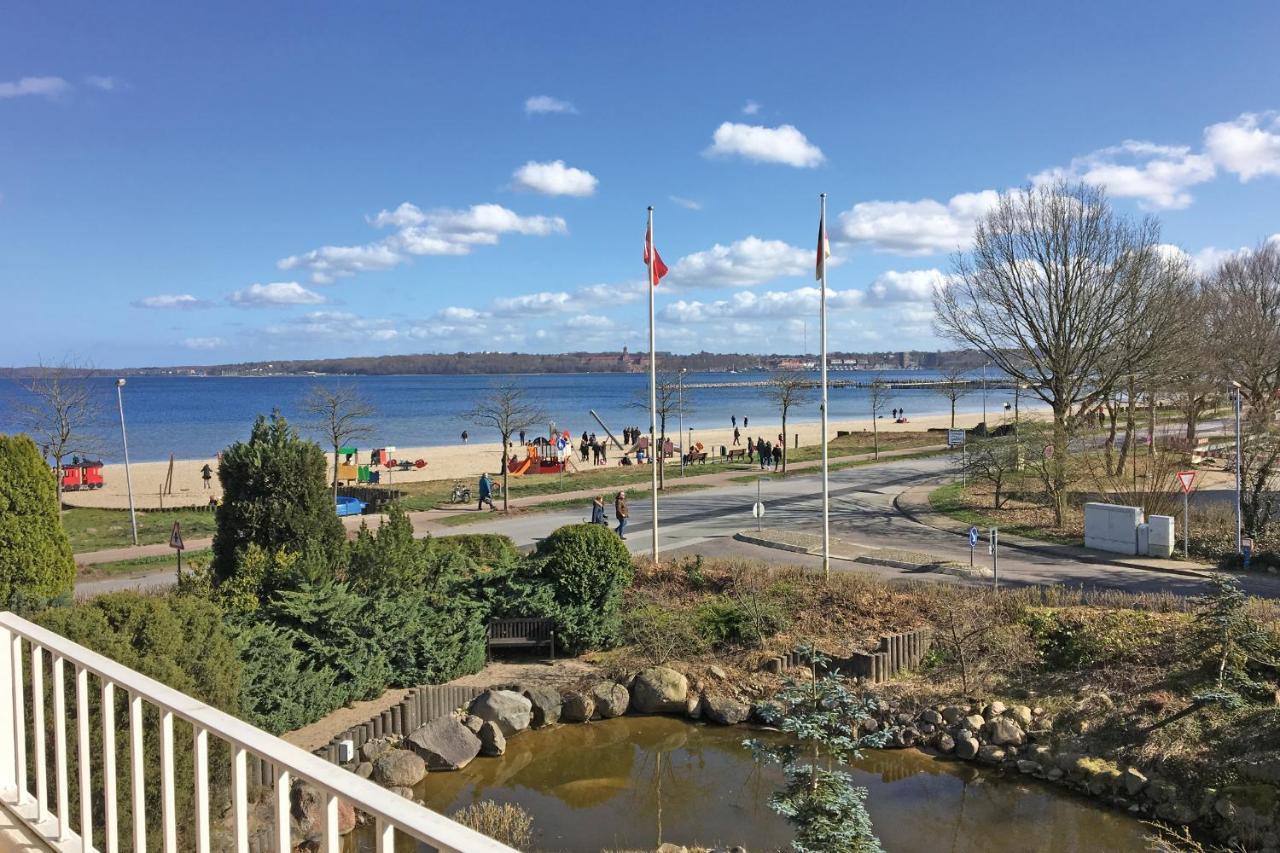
[477,472,495,511]
[600,442,608,464]
[461,430,469,444]
[743,416,749,429]
[772,443,782,471]
[731,414,737,428]
[590,495,607,525]
[760,441,770,470]
[200,463,214,490]
[614,490,629,539]
[733,426,741,446]
[746,436,754,462]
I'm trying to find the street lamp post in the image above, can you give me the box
[1232,381,1243,554]
[678,369,686,476]
[115,379,139,546]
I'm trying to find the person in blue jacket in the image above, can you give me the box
[478,472,495,510]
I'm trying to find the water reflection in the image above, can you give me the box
[350,717,1147,852]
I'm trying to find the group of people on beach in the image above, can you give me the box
[579,431,610,465]
[744,436,783,471]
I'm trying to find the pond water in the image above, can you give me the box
[352,716,1149,852]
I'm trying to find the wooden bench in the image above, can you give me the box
[486,618,555,660]
[726,448,746,461]
[685,449,708,464]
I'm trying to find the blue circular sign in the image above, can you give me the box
[968,526,979,547]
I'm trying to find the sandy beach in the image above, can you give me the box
[61,408,1038,509]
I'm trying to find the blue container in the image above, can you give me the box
[336,496,367,517]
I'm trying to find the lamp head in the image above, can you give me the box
[116,378,126,387]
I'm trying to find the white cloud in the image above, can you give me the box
[84,75,117,91]
[661,287,864,324]
[266,311,399,342]
[438,306,489,322]
[0,76,69,99]
[511,160,598,197]
[865,269,950,303]
[671,236,814,288]
[281,203,565,282]
[704,122,825,168]
[741,100,760,115]
[1032,140,1215,210]
[668,195,702,211]
[1165,234,1280,275]
[368,202,426,229]
[1204,112,1280,182]
[132,294,210,310]
[278,242,403,284]
[576,280,645,303]
[491,291,573,315]
[835,191,999,256]
[228,281,326,307]
[525,95,576,115]
[564,313,614,330]
[182,336,224,350]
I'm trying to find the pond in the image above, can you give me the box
[350,716,1148,851]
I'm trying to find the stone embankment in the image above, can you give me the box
[291,665,1278,852]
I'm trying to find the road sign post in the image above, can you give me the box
[1177,470,1196,558]
[988,526,999,589]
[968,526,979,569]
[169,521,185,583]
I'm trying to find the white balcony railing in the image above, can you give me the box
[0,611,516,852]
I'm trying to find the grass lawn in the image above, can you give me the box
[62,507,218,553]
[728,448,950,484]
[927,481,1081,545]
[77,549,212,580]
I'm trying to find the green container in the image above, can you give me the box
[357,465,370,483]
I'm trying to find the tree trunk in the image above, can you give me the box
[1147,390,1156,457]
[872,417,879,459]
[1116,378,1136,476]
[950,399,956,429]
[1051,410,1068,527]
[332,446,340,505]
[781,412,788,472]
[1185,402,1201,445]
[1103,402,1118,475]
[54,460,63,510]
[501,433,510,511]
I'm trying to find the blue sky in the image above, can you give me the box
[3,1,1279,367]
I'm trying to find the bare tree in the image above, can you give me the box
[1205,241,1280,429]
[935,181,1175,524]
[961,437,1020,509]
[303,383,376,502]
[465,382,546,511]
[762,371,813,473]
[630,371,692,489]
[868,374,890,459]
[20,362,102,508]
[934,366,972,429]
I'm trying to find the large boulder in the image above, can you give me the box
[954,734,979,760]
[631,667,688,714]
[291,782,356,843]
[562,690,594,723]
[984,717,1026,747]
[1010,705,1034,727]
[590,682,630,718]
[521,685,563,728]
[404,716,481,771]
[702,694,751,725]
[479,721,506,757]
[940,705,966,725]
[468,689,533,736]
[372,749,426,787]
[976,745,1007,764]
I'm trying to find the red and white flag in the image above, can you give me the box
[644,224,669,286]
[816,212,831,281]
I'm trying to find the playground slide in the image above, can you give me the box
[508,457,533,477]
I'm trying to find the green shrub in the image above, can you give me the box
[346,503,428,592]
[621,603,707,665]
[211,413,344,588]
[36,593,241,845]
[232,620,343,734]
[0,434,75,606]
[695,594,786,648]
[528,523,633,653]
[429,533,521,568]
[1024,608,1160,670]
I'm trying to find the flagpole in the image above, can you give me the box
[819,193,831,581]
[647,206,660,563]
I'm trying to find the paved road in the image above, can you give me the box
[77,449,1277,599]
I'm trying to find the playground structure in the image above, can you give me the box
[508,432,574,477]
[336,446,428,485]
[58,459,104,491]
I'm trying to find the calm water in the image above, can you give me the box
[0,371,1021,463]
[351,717,1146,852]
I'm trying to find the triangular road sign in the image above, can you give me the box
[169,521,185,551]
[1176,471,1196,494]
